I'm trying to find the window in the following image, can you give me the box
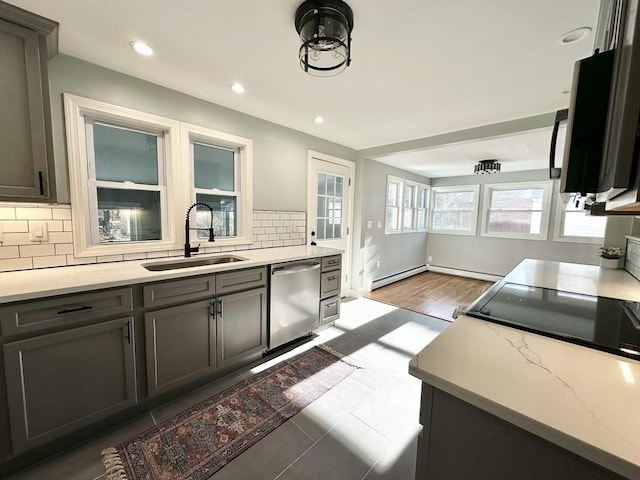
[403,183,417,230]
[385,176,402,233]
[317,172,344,240]
[88,121,166,244]
[65,94,253,257]
[416,185,429,231]
[65,94,182,257]
[481,181,552,240]
[554,195,607,243]
[385,176,429,234]
[182,123,253,246]
[430,185,480,235]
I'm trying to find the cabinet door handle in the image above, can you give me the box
[38,171,44,196]
[217,300,223,318]
[125,320,132,344]
[57,305,93,315]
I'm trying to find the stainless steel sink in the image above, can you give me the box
[142,255,248,271]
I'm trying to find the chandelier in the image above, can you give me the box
[295,0,354,77]
[474,159,501,174]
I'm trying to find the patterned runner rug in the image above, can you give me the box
[102,345,358,480]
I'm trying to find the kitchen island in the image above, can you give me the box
[409,259,640,480]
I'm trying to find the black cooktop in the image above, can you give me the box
[465,282,640,360]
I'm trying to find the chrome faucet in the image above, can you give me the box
[184,202,215,257]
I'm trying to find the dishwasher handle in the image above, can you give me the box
[272,262,321,276]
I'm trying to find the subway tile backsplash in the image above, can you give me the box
[0,204,307,272]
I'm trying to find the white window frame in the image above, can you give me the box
[480,181,553,241]
[553,194,607,244]
[64,93,184,258]
[429,185,480,236]
[385,176,430,234]
[402,181,418,232]
[385,175,403,234]
[181,123,253,247]
[415,184,430,232]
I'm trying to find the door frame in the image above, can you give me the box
[306,150,356,297]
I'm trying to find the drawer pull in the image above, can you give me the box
[325,302,337,308]
[327,276,337,281]
[57,305,93,315]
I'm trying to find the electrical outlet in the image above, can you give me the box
[376,220,382,228]
[376,260,380,268]
[428,256,432,262]
[366,220,372,229]
[30,222,48,242]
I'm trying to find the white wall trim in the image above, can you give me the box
[428,265,503,282]
[369,265,428,290]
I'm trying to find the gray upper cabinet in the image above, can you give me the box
[3,317,136,453]
[0,3,58,202]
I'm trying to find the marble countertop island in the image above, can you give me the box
[410,259,640,480]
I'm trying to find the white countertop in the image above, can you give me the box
[410,259,640,480]
[0,246,341,304]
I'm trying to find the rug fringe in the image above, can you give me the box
[317,344,363,369]
[101,447,128,480]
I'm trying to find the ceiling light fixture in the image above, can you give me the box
[474,159,501,175]
[560,27,592,45]
[130,41,153,56]
[231,83,245,94]
[295,0,354,77]
[314,116,325,124]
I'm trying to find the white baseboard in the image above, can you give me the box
[368,265,428,291]
[428,266,503,282]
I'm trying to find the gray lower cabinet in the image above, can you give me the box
[216,287,267,370]
[320,255,341,325]
[144,300,216,397]
[416,384,627,480]
[3,317,136,453]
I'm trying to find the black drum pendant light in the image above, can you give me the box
[474,159,501,174]
[295,0,354,77]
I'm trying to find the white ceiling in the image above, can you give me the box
[8,0,600,177]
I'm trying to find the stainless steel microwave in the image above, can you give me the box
[555,0,640,212]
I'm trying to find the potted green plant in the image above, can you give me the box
[599,246,625,269]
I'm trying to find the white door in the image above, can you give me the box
[307,151,354,297]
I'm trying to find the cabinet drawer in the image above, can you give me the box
[320,296,340,324]
[144,275,215,308]
[321,271,341,298]
[216,267,267,295]
[0,288,133,337]
[321,255,341,272]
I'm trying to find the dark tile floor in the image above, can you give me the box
[6,298,450,480]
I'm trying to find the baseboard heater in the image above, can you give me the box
[369,265,428,291]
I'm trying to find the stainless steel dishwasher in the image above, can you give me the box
[269,260,321,350]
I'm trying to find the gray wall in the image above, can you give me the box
[47,54,358,210]
[428,170,632,276]
[353,159,430,291]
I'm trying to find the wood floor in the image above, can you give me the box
[364,271,494,321]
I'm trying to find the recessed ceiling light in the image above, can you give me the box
[130,41,153,56]
[560,27,592,45]
[231,83,245,94]
[314,116,324,124]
